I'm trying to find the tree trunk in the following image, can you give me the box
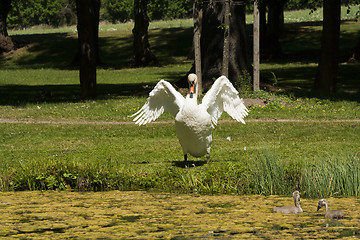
[72,0,101,66]
[193,0,203,94]
[75,0,100,99]
[222,0,230,77]
[314,0,340,95]
[253,0,260,91]
[259,0,267,57]
[130,0,158,67]
[265,0,284,60]
[348,36,360,62]
[0,0,14,53]
[178,0,252,90]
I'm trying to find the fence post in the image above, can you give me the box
[222,0,230,77]
[253,0,260,91]
[193,0,202,94]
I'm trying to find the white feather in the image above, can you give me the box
[201,75,248,127]
[131,80,184,125]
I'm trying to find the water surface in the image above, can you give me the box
[0,191,359,239]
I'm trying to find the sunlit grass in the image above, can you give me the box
[1,121,359,196]
[246,5,360,23]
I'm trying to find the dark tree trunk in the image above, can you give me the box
[0,0,14,53]
[265,0,284,60]
[348,36,360,62]
[72,0,101,66]
[259,0,267,57]
[130,0,157,67]
[178,0,252,90]
[314,0,340,95]
[75,0,100,99]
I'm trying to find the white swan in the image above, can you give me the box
[132,74,248,161]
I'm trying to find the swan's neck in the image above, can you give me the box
[189,92,197,99]
[294,198,301,208]
[187,92,198,105]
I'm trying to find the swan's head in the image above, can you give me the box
[292,191,300,202]
[187,73,197,98]
[317,199,328,211]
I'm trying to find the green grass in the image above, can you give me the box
[1,9,360,196]
[1,121,359,197]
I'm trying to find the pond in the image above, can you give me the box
[0,191,359,239]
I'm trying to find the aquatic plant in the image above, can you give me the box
[301,153,360,198]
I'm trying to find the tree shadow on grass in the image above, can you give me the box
[0,83,150,106]
[3,33,77,69]
[261,62,360,102]
[5,27,193,70]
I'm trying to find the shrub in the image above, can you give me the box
[102,0,134,23]
[8,0,76,28]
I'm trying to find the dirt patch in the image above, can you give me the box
[243,98,267,107]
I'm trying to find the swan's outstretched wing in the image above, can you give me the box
[201,75,248,127]
[132,80,184,125]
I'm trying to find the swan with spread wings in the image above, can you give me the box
[132,74,248,161]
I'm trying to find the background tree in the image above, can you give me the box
[314,0,341,94]
[130,0,158,67]
[265,0,286,60]
[347,2,360,62]
[178,0,252,90]
[348,37,360,62]
[0,0,14,53]
[75,0,100,99]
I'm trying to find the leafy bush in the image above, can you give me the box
[148,0,193,20]
[8,0,76,28]
[102,0,134,23]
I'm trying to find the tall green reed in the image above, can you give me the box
[301,153,360,198]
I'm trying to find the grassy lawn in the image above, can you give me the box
[0,8,359,198]
[1,121,359,197]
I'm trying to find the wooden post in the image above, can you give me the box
[193,0,202,94]
[253,0,260,91]
[222,0,230,77]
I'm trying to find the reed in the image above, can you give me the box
[301,154,360,198]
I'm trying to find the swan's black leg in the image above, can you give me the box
[184,154,188,162]
[206,153,210,160]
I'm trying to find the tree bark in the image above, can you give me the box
[222,0,230,77]
[72,0,101,66]
[259,0,267,57]
[348,36,360,62]
[253,0,260,91]
[130,0,158,67]
[75,0,100,99]
[265,0,284,60]
[193,0,203,94]
[0,0,14,53]
[314,0,340,95]
[178,0,252,90]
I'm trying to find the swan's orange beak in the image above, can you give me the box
[189,84,195,95]
[189,83,195,98]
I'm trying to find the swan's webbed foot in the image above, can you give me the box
[184,154,188,162]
